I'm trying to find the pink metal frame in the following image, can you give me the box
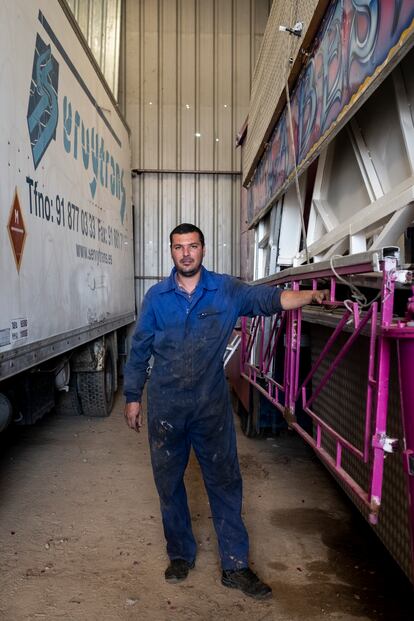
[241,313,286,413]
[240,256,414,528]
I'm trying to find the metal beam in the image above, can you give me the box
[297,177,414,262]
[252,248,399,286]
[348,119,384,202]
[371,203,414,250]
[393,68,414,174]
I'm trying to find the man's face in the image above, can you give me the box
[170,232,205,278]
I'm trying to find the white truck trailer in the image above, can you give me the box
[0,0,135,429]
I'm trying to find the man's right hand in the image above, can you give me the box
[124,401,143,432]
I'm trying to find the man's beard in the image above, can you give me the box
[176,263,201,278]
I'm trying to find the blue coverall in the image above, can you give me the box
[124,266,282,570]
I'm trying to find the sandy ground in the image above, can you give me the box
[0,390,413,621]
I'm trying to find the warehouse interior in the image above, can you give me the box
[1,0,414,619]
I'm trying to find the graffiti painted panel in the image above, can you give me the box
[247,0,414,224]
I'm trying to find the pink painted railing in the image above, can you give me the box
[239,255,411,526]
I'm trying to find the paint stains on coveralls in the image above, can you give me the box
[124,266,282,569]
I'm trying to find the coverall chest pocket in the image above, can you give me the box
[196,309,224,340]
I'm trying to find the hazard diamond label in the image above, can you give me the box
[7,189,27,271]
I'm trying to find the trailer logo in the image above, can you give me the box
[27,34,59,169]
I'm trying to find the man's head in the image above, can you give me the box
[170,223,205,279]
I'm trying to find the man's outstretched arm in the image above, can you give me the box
[280,288,329,310]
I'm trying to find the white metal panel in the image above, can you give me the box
[198,0,215,170]
[126,0,269,170]
[162,1,179,169]
[66,0,121,96]
[216,176,234,274]
[143,0,160,170]
[180,0,196,170]
[399,52,414,176]
[133,173,241,290]
[181,174,197,223]
[234,0,254,172]
[0,0,134,356]
[355,75,411,195]
[277,177,305,266]
[126,0,269,306]
[325,131,370,225]
[216,0,233,170]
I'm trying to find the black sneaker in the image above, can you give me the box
[221,567,272,600]
[165,558,195,583]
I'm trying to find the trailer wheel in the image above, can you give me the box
[77,349,115,417]
[239,386,265,438]
[240,406,258,438]
[54,373,83,416]
[237,396,256,438]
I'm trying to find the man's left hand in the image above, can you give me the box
[311,289,330,304]
[280,288,330,310]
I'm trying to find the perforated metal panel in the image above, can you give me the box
[309,324,413,582]
[242,0,320,185]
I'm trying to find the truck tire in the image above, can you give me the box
[240,404,257,438]
[77,349,115,417]
[236,395,256,438]
[240,386,264,439]
[54,373,83,416]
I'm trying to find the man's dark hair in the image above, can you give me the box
[170,223,205,247]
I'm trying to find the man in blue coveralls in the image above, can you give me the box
[124,223,328,600]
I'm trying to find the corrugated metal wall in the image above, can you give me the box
[66,0,122,96]
[124,0,270,305]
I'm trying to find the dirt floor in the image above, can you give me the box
[0,389,413,621]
